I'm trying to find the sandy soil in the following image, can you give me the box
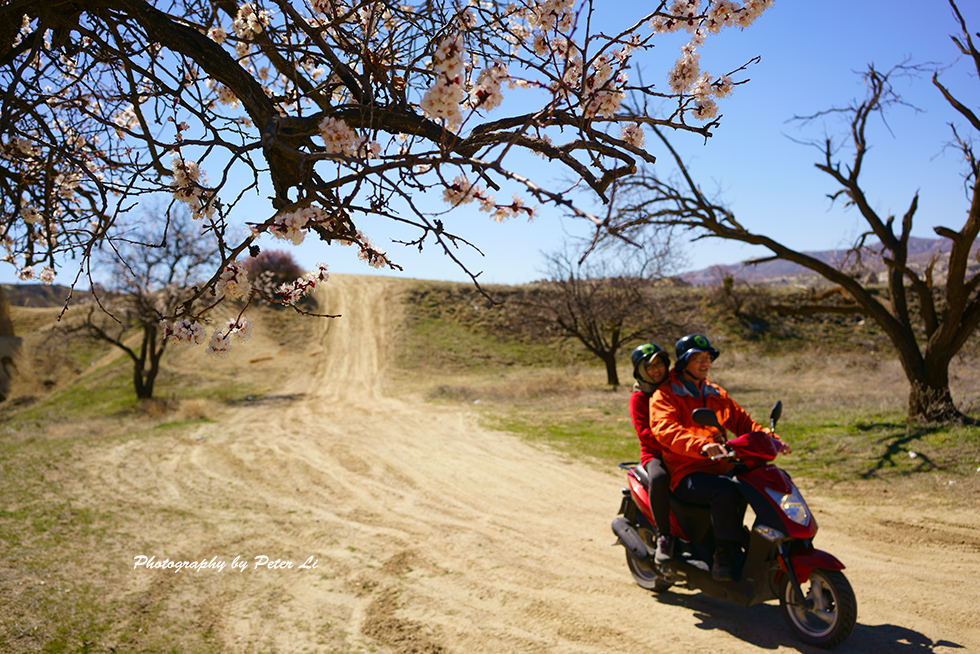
[79,274,980,653]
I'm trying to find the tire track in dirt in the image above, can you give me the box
[85,274,980,653]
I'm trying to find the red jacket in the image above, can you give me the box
[629,389,664,465]
[650,370,766,490]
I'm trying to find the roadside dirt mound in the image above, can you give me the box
[80,274,980,653]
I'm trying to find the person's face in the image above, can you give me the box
[645,357,667,384]
[683,352,712,381]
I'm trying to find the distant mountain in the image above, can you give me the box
[679,237,979,287]
[1,283,79,308]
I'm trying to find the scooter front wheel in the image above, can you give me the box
[779,568,856,648]
[625,526,672,593]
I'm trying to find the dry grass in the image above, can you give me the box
[175,397,218,421]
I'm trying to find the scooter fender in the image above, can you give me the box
[626,471,654,525]
[781,547,846,584]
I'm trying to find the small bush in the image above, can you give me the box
[244,249,306,306]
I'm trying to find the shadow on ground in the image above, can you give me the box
[855,421,945,478]
[647,589,964,652]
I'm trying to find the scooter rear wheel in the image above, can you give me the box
[625,526,672,593]
[779,568,856,648]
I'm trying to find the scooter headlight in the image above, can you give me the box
[765,485,810,526]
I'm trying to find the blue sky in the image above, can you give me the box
[8,1,979,288]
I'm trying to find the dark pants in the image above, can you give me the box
[644,457,671,536]
[673,472,744,543]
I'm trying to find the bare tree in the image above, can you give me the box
[64,208,219,399]
[509,245,681,388]
[606,0,980,422]
[0,0,774,350]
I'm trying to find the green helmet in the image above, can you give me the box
[631,343,669,382]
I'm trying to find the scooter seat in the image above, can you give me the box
[669,492,711,510]
[632,463,650,488]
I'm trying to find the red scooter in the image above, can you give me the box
[612,402,857,649]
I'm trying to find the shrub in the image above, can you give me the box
[244,249,305,306]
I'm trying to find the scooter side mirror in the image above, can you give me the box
[692,408,722,430]
[770,400,782,430]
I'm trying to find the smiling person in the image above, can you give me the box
[650,334,787,581]
[628,343,673,563]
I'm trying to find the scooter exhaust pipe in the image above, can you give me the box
[611,517,649,560]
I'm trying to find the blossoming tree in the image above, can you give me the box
[0,0,772,357]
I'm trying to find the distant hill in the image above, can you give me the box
[680,237,980,287]
[1,283,82,308]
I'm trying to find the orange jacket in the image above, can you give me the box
[650,370,767,490]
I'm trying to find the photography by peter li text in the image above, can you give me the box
[133,554,319,573]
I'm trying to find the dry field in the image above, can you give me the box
[1,274,978,653]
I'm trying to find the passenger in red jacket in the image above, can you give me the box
[628,343,672,563]
[650,334,788,581]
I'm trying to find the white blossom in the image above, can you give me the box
[318,116,358,155]
[226,316,253,342]
[216,261,251,300]
[421,34,466,130]
[206,328,232,358]
[164,319,207,347]
[620,122,644,147]
[208,27,227,44]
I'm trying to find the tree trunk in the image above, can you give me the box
[132,323,161,400]
[134,364,152,399]
[908,381,961,422]
[890,338,969,423]
[906,364,967,423]
[602,351,620,389]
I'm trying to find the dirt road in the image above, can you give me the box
[88,275,980,653]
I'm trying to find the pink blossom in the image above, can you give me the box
[620,122,644,147]
[318,116,358,155]
[276,263,330,303]
[469,62,508,111]
[216,261,251,300]
[216,85,239,108]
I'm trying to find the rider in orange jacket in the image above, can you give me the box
[650,334,786,581]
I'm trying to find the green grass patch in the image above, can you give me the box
[0,434,118,651]
[0,414,233,653]
[399,313,582,372]
[398,282,596,373]
[493,414,640,463]
[788,416,980,481]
